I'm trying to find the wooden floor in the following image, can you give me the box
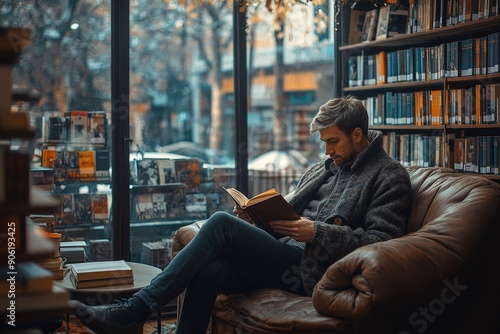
[143,318,176,334]
[64,316,177,334]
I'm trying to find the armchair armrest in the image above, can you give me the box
[172,220,206,257]
[312,235,451,320]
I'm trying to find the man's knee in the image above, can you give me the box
[203,211,237,232]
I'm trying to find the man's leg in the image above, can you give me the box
[74,211,303,333]
[136,211,303,309]
[175,257,242,334]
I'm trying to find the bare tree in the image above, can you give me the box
[2,0,112,112]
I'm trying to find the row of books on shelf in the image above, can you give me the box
[362,85,500,126]
[382,132,500,175]
[50,185,233,225]
[41,110,107,147]
[351,1,499,45]
[355,4,409,43]
[448,86,500,124]
[348,33,500,87]
[130,158,201,190]
[408,0,499,33]
[41,148,110,182]
[450,135,500,174]
[130,183,232,222]
[52,193,109,226]
[382,133,443,168]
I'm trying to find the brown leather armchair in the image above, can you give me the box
[172,167,500,334]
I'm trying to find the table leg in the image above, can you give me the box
[66,312,70,334]
[157,309,161,333]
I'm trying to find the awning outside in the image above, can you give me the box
[221,71,318,94]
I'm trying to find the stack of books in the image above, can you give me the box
[60,240,88,263]
[29,216,65,280]
[37,256,64,280]
[69,260,134,288]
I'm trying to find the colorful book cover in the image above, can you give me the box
[375,5,390,40]
[185,192,207,218]
[52,151,65,183]
[54,194,76,225]
[74,193,93,224]
[135,193,154,221]
[95,150,110,181]
[43,116,66,143]
[361,9,378,42]
[78,150,96,180]
[136,159,160,185]
[175,159,201,190]
[64,151,80,180]
[41,148,56,168]
[157,159,176,184]
[151,192,168,219]
[88,112,106,147]
[91,194,109,221]
[70,110,89,144]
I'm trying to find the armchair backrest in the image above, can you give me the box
[406,167,500,233]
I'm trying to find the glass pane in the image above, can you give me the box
[246,1,334,193]
[4,1,113,265]
[129,0,236,267]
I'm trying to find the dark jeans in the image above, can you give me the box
[134,211,305,334]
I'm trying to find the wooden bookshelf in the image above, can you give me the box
[345,73,500,96]
[339,15,500,52]
[345,78,446,95]
[1,26,73,332]
[0,188,58,214]
[338,1,500,182]
[0,127,35,140]
[370,125,444,131]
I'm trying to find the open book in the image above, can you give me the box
[223,187,299,238]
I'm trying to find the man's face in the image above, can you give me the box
[319,125,357,166]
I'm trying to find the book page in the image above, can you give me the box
[223,187,250,206]
[247,188,279,205]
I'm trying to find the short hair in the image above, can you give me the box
[310,95,368,137]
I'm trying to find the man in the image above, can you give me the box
[73,95,412,334]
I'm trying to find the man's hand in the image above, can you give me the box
[268,217,315,242]
[233,205,255,225]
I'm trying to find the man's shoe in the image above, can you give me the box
[72,299,145,334]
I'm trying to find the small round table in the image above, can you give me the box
[54,261,163,331]
[55,261,161,299]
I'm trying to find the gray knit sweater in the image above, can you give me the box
[285,130,412,296]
